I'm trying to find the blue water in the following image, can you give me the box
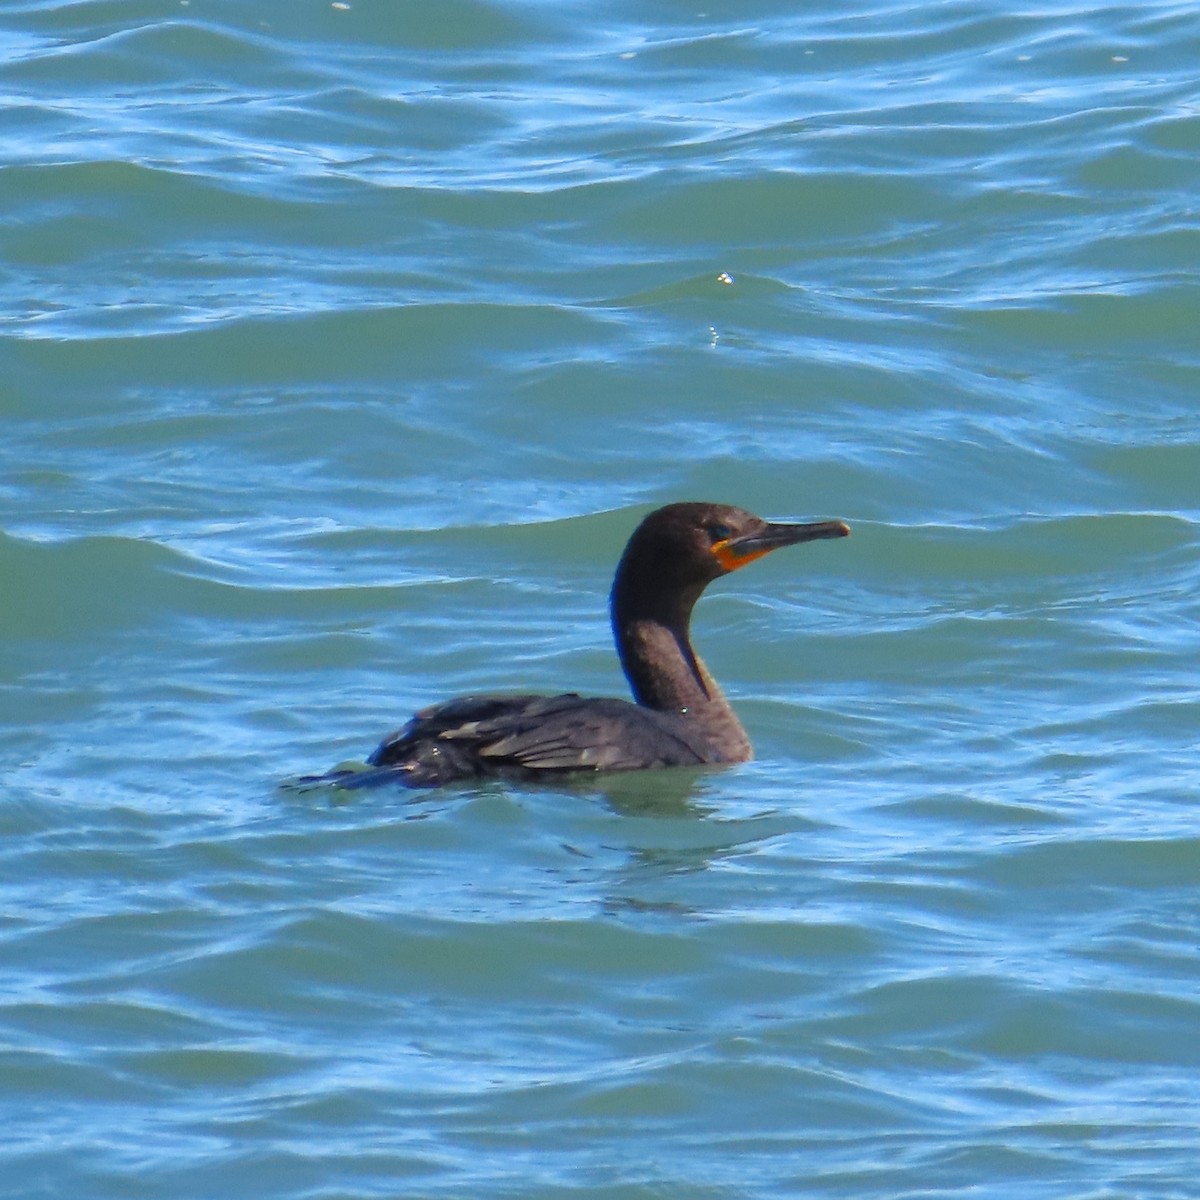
[3,1,1199,1196]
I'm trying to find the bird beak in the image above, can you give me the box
[712,519,850,572]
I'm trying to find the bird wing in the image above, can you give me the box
[370,693,716,779]
[471,696,715,772]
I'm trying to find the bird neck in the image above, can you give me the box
[610,582,753,763]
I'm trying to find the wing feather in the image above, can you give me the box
[368,693,716,784]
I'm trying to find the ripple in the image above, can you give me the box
[4,1,1200,1197]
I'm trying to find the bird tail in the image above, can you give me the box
[278,760,418,794]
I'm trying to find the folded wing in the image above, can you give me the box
[368,693,717,786]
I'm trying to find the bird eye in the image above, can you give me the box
[708,523,732,543]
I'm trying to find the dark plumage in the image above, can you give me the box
[310,502,849,789]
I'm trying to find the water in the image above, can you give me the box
[3,1,1199,1196]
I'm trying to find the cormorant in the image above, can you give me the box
[311,501,849,789]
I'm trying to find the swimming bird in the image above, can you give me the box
[313,502,849,789]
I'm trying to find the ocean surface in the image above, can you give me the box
[3,1,1199,1196]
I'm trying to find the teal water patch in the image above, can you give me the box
[3,0,1199,1197]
